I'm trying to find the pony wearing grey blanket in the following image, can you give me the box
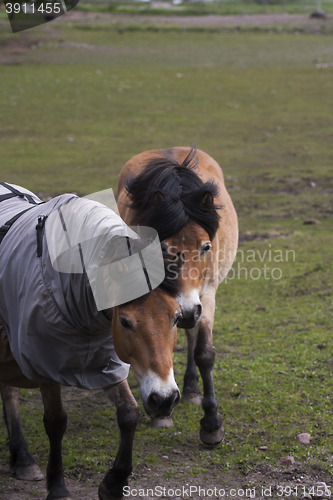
[0,182,183,500]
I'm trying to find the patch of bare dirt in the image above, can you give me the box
[239,231,293,244]
[0,35,40,65]
[1,387,331,499]
[1,386,331,499]
[0,468,100,500]
[51,11,332,28]
[1,459,331,500]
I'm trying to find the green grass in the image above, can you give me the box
[1,61,333,199]
[1,28,333,195]
[0,19,333,488]
[213,226,333,467]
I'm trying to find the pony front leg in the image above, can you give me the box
[0,383,44,481]
[39,383,70,500]
[182,325,202,405]
[194,293,224,446]
[99,380,139,500]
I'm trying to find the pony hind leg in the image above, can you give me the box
[0,383,44,481]
[39,383,71,500]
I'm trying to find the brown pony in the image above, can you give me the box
[0,186,183,500]
[117,147,238,445]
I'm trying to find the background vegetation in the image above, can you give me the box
[65,0,333,17]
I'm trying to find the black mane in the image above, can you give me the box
[158,249,181,298]
[125,147,221,242]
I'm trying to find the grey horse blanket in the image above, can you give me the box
[0,183,130,390]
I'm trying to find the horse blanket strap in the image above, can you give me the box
[0,182,38,205]
[0,192,20,203]
[0,206,38,245]
[126,236,152,292]
[0,183,45,246]
[36,215,48,258]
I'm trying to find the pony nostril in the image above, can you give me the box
[147,392,163,412]
[172,390,181,409]
[194,304,202,321]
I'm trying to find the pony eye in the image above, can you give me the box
[119,317,133,330]
[173,311,182,326]
[201,243,212,256]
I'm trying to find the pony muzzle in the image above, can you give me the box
[177,289,203,329]
[146,389,180,418]
[177,303,202,329]
[139,370,181,418]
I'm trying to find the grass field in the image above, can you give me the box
[1,15,333,498]
[66,0,333,17]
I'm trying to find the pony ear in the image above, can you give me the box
[152,190,166,205]
[199,191,214,210]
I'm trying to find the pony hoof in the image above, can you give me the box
[200,425,225,445]
[181,392,201,405]
[15,464,44,481]
[47,497,71,500]
[151,417,174,428]
[98,481,123,500]
[46,491,71,500]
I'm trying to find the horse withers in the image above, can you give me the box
[0,183,183,500]
[117,147,238,445]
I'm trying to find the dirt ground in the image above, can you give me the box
[1,407,331,500]
[1,465,332,500]
[0,8,321,28]
[0,388,331,500]
[29,10,333,27]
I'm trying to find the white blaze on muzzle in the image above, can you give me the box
[45,189,165,310]
[138,369,179,403]
[177,288,201,312]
